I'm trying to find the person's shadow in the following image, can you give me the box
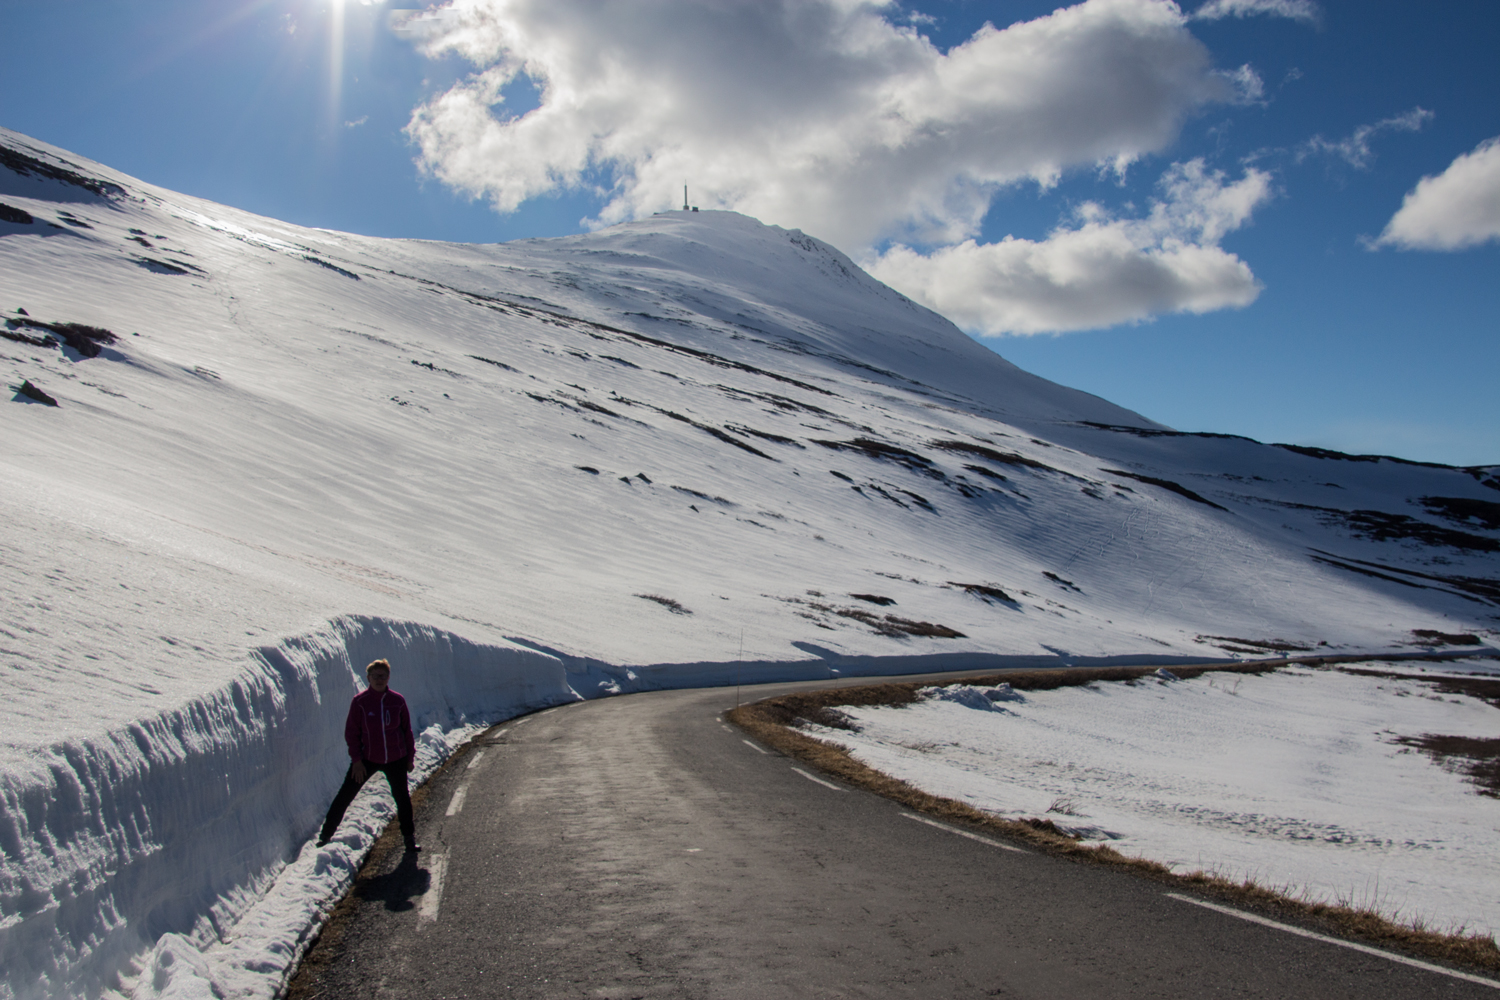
[353,852,432,912]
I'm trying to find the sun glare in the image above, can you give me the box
[325,0,385,121]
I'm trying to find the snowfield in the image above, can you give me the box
[807,662,1500,938]
[1,127,1497,999]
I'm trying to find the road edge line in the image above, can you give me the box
[901,813,1026,852]
[791,766,846,791]
[1164,893,1500,990]
[417,850,449,927]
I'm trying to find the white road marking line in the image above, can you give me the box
[1164,894,1500,990]
[417,850,448,926]
[742,739,769,754]
[514,717,532,726]
[494,728,509,737]
[901,813,1027,853]
[791,767,846,792]
[466,750,486,770]
[445,784,469,817]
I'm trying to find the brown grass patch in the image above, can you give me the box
[636,593,691,614]
[728,662,1500,974]
[1395,734,1500,797]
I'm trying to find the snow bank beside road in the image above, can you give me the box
[1,617,574,1000]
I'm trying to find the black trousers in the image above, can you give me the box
[320,757,414,843]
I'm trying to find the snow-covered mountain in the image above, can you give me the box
[2,127,1497,999]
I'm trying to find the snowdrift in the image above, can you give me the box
[2,127,1497,998]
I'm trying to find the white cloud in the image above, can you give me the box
[403,0,1236,251]
[1191,0,1319,22]
[344,115,369,129]
[1376,137,1500,251]
[1299,107,1433,170]
[866,160,1272,335]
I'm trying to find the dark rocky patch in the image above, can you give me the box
[1410,629,1481,646]
[671,485,732,505]
[15,379,57,405]
[617,398,772,459]
[949,582,1014,604]
[931,440,1055,473]
[717,384,834,416]
[859,482,908,509]
[574,466,600,475]
[1197,635,1314,653]
[850,594,895,606]
[0,202,33,225]
[1421,497,1500,532]
[7,319,116,357]
[1468,468,1500,493]
[897,488,934,511]
[302,255,360,280]
[777,595,964,638]
[467,354,518,372]
[725,424,804,447]
[1043,572,1082,594]
[2,326,53,348]
[574,398,624,419]
[1338,509,1498,553]
[1271,499,1499,552]
[1101,469,1228,511]
[134,256,197,275]
[1272,442,1453,471]
[0,143,127,198]
[411,360,462,377]
[1076,420,1253,443]
[524,392,581,413]
[963,464,1007,483]
[814,438,945,479]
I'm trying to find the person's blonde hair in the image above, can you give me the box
[365,658,391,675]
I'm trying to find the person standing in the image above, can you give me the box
[317,658,420,852]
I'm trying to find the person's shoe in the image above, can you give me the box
[404,837,421,853]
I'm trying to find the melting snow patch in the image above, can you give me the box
[824,667,1500,939]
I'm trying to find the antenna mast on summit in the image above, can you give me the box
[683,184,689,211]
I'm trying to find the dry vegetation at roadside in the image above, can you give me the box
[727,659,1500,975]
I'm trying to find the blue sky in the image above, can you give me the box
[2,0,1496,466]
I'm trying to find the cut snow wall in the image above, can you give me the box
[0,617,571,1000]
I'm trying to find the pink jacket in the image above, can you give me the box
[344,688,414,765]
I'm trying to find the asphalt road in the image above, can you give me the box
[287,678,1498,999]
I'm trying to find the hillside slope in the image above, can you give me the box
[2,127,1497,999]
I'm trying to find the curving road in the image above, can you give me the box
[287,677,1498,999]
